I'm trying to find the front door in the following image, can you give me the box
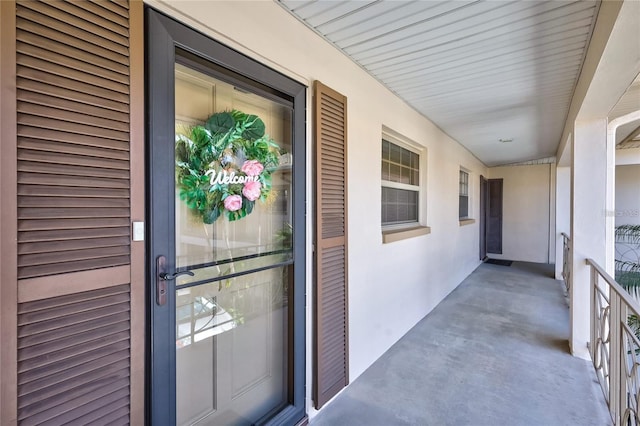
[147,9,306,425]
[487,178,503,254]
[479,175,488,260]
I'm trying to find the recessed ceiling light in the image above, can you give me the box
[499,138,513,143]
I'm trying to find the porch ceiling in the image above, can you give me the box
[277,0,601,166]
[611,74,640,149]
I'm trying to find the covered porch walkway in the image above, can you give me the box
[311,262,611,426]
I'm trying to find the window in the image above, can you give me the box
[459,169,469,219]
[381,138,420,226]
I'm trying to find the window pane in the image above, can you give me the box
[390,164,401,181]
[382,140,390,161]
[412,170,419,185]
[401,166,411,184]
[390,143,402,164]
[382,187,419,225]
[402,149,411,167]
[459,170,469,196]
[459,195,469,218]
[381,161,389,180]
[382,140,419,185]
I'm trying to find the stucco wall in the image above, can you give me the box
[617,147,640,166]
[488,164,553,263]
[616,164,640,227]
[147,0,488,411]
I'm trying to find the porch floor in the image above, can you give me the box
[310,262,611,426]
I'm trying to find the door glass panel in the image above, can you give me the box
[174,64,292,425]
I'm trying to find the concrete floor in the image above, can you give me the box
[310,262,612,426]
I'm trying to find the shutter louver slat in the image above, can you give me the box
[17,42,129,85]
[17,10,128,57]
[17,78,129,113]
[15,23,128,67]
[18,91,130,123]
[19,227,130,243]
[18,126,130,151]
[18,150,129,170]
[314,81,349,409]
[18,114,129,141]
[18,347,130,386]
[18,139,130,160]
[17,67,129,105]
[17,256,131,278]
[18,102,130,132]
[89,0,129,18]
[17,2,129,49]
[18,163,129,180]
[17,284,131,424]
[18,312,130,344]
[37,1,129,38]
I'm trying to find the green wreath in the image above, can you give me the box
[175,110,281,223]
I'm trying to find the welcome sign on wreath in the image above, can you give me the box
[175,110,281,223]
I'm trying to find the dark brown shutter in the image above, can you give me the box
[16,0,131,279]
[12,1,136,424]
[17,285,131,425]
[313,81,349,409]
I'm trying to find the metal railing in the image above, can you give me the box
[588,258,640,425]
[561,232,571,294]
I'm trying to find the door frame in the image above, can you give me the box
[145,8,307,425]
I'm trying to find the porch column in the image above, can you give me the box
[570,118,614,359]
[555,166,571,280]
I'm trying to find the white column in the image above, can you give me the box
[570,118,613,359]
[555,166,571,280]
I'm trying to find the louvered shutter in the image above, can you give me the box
[17,285,131,425]
[313,81,349,409]
[10,1,139,424]
[16,0,131,279]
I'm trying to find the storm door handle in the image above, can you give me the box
[156,255,194,306]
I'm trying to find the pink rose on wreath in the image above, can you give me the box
[241,160,264,176]
[223,194,242,211]
[242,180,262,201]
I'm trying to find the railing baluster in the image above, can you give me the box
[611,289,620,425]
[587,258,640,426]
[562,233,571,294]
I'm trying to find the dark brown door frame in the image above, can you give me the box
[146,8,307,425]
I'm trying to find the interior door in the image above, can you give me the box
[147,9,306,426]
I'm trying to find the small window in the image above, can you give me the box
[459,169,469,219]
[382,139,420,227]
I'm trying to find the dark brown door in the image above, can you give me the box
[479,175,488,260]
[487,179,503,254]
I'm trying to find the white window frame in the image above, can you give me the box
[458,167,475,226]
[459,169,469,219]
[381,127,429,242]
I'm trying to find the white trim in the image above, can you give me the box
[382,180,419,192]
[459,167,473,220]
[381,127,428,230]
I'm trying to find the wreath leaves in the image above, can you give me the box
[176,110,281,224]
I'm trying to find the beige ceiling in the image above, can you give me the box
[278,0,602,166]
